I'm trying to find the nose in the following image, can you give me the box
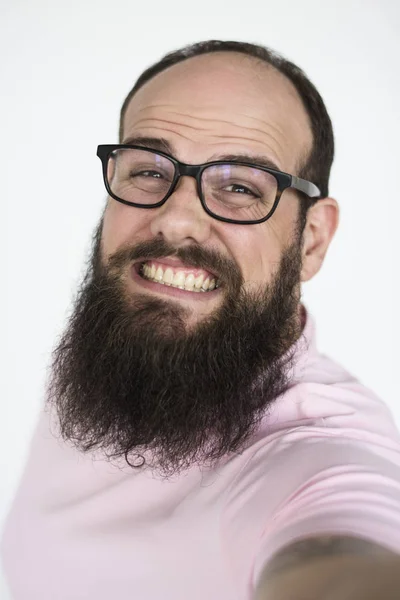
[149,175,212,246]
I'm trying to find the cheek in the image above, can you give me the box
[229,222,289,287]
[226,229,279,287]
[102,200,149,256]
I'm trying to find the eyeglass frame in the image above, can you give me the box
[97,144,322,226]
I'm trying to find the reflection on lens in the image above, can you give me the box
[108,149,175,205]
[202,164,278,221]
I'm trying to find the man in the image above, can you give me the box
[2,40,400,600]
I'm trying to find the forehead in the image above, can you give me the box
[122,52,313,173]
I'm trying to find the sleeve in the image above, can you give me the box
[249,434,400,592]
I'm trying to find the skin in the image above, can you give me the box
[254,535,399,600]
[101,52,339,325]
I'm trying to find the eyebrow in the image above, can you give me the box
[121,135,283,173]
[122,135,175,154]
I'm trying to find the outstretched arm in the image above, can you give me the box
[254,535,400,600]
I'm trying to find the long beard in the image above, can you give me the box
[46,221,304,479]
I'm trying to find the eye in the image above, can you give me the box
[133,169,163,179]
[225,183,260,197]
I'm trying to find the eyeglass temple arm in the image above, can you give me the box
[291,175,321,199]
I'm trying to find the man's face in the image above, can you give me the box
[47,53,314,478]
[103,53,313,326]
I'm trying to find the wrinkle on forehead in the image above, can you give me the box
[138,104,287,131]
[126,111,289,172]
[131,106,287,139]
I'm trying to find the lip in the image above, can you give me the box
[130,263,221,302]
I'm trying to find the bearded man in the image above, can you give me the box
[2,40,400,600]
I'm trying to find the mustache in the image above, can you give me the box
[102,237,244,292]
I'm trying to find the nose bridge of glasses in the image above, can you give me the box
[176,162,201,179]
[172,162,203,197]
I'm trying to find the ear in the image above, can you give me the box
[301,197,339,282]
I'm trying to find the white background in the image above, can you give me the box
[1,0,399,597]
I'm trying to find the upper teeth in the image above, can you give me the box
[141,263,218,292]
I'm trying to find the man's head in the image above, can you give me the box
[46,41,339,478]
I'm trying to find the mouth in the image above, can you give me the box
[134,259,220,294]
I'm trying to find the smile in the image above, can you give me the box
[138,260,219,293]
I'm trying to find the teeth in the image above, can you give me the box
[163,268,174,285]
[184,273,195,291]
[141,262,218,292]
[172,271,186,288]
[194,274,204,289]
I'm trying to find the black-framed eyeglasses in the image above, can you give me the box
[97,144,322,225]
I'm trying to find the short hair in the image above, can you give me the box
[119,40,334,220]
